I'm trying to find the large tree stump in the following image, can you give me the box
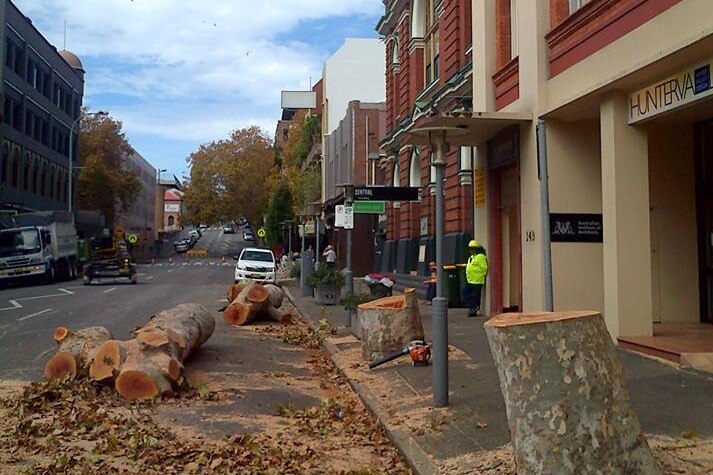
[484,311,660,475]
[114,304,215,399]
[44,326,113,380]
[358,288,424,361]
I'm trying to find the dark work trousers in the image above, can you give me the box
[464,283,483,311]
[425,283,436,301]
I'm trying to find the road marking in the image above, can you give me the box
[0,288,75,311]
[103,287,118,294]
[137,273,147,276]
[18,308,53,321]
[167,270,174,273]
[145,276,154,281]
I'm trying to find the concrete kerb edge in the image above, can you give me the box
[282,286,438,475]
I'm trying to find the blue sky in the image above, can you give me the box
[15,0,384,181]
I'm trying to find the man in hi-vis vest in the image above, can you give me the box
[465,240,488,317]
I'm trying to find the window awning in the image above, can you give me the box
[406,111,533,146]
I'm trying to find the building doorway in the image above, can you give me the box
[696,119,713,323]
[488,128,522,313]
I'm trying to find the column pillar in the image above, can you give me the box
[600,91,652,339]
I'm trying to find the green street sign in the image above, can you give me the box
[353,201,386,214]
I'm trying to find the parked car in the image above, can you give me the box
[243,231,255,242]
[174,239,190,253]
[188,229,201,239]
[199,224,209,229]
[223,226,235,234]
[234,247,276,283]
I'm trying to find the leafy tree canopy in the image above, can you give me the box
[77,111,141,228]
[183,126,274,226]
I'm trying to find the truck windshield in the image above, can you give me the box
[0,229,41,257]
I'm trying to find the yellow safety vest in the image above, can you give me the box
[466,253,488,285]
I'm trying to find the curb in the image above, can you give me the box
[283,286,438,475]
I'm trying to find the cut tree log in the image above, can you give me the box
[227,282,245,302]
[263,284,284,308]
[89,339,130,381]
[224,282,269,325]
[114,304,214,400]
[484,311,660,475]
[358,288,424,361]
[44,326,113,380]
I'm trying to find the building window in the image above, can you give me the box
[23,153,30,191]
[393,159,401,187]
[459,147,474,171]
[424,0,440,85]
[11,151,20,189]
[32,161,39,193]
[409,148,421,187]
[0,145,8,185]
[569,0,590,13]
[168,215,175,227]
[392,35,400,65]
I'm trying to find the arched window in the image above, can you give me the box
[168,215,175,227]
[32,158,39,193]
[11,149,20,188]
[40,161,47,196]
[391,35,400,65]
[0,143,8,185]
[424,0,440,85]
[411,0,427,38]
[23,152,30,191]
[409,148,421,187]
[393,159,401,187]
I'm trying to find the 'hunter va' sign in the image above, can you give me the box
[629,59,713,124]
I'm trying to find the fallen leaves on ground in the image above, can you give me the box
[0,314,411,474]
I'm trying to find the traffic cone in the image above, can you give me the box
[222,255,225,264]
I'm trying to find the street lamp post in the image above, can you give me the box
[337,183,355,328]
[410,125,468,409]
[68,111,107,214]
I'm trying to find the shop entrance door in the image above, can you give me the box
[696,119,713,323]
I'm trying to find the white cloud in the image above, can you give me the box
[14,0,383,169]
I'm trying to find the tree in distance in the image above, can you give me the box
[77,111,141,228]
[183,126,274,226]
[264,180,294,246]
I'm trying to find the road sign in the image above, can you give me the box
[344,205,354,229]
[257,228,266,238]
[127,233,139,244]
[335,205,346,227]
[114,228,125,239]
[354,186,419,201]
[353,201,386,214]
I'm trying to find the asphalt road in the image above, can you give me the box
[0,228,248,381]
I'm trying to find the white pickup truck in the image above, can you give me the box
[0,211,79,285]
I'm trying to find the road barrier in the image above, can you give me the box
[186,249,209,258]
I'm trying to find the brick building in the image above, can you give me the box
[376,0,475,276]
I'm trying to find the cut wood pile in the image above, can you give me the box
[43,304,215,400]
[224,281,291,326]
[358,288,424,361]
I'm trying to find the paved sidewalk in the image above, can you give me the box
[284,282,713,474]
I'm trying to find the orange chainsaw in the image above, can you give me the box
[368,339,431,369]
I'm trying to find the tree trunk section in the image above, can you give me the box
[224,282,270,326]
[114,304,214,399]
[264,284,284,308]
[358,288,424,361]
[89,340,129,381]
[484,311,660,474]
[44,326,113,380]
